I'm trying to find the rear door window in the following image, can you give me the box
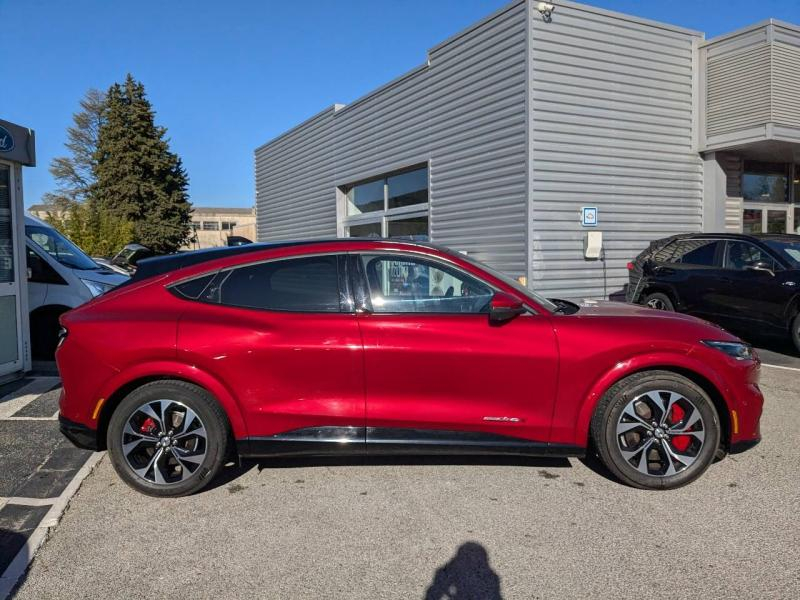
[212,255,342,312]
[667,240,722,267]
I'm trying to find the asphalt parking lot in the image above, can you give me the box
[6,353,799,599]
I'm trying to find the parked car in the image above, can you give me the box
[111,243,154,274]
[57,239,762,496]
[25,215,129,358]
[226,235,252,247]
[626,233,800,351]
[91,256,131,276]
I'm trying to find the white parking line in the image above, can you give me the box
[0,497,58,509]
[0,452,104,599]
[761,363,800,373]
[2,416,59,421]
[0,378,60,420]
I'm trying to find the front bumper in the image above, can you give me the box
[59,414,99,451]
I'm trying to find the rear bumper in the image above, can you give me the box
[59,414,99,451]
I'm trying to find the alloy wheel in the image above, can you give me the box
[646,298,668,310]
[616,390,705,477]
[121,399,208,485]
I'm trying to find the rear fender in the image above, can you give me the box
[97,361,248,438]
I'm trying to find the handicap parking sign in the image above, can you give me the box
[581,207,598,227]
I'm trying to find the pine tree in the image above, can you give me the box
[93,74,192,253]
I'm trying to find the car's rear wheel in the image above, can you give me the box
[591,371,720,490]
[643,292,674,311]
[107,381,229,497]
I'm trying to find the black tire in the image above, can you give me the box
[591,370,720,490]
[107,380,229,497]
[791,313,800,354]
[643,292,674,312]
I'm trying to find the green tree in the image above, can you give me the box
[42,88,134,257]
[44,88,105,205]
[93,74,192,253]
[45,201,133,258]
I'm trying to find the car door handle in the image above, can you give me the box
[782,281,797,287]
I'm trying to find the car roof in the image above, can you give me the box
[131,238,443,282]
[661,232,800,243]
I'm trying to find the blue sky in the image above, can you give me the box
[2,0,798,208]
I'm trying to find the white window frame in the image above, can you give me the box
[337,163,430,239]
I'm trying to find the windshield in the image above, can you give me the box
[26,225,99,271]
[455,251,559,312]
[764,240,800,268]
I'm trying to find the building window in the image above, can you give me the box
[742,162,789,203]
[191,221,201,231]
[202,221,220,231]
[221,221,237,230]
[340,165,429,241]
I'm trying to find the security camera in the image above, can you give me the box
[537,2,555,22]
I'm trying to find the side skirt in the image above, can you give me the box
[237,426,584,459]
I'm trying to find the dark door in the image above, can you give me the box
[351,252,559,451]
[655,239,725,320]
[716,241,795,334]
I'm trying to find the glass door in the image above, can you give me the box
[742,205,796,234]
[0,162,23,378]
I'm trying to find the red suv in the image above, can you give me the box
[57,240,763,496]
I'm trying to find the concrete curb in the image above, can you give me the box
[0,452,105,599]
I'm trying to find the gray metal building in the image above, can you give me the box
[255,0,800,299]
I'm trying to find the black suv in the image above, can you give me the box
[626,233,800,351]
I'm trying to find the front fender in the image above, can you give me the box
[97,361,249,439]
[572,352,730,448]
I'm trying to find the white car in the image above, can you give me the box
[25,215,129,358]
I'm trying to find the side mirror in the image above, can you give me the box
[489,292,526,324]
[746,261,774,276]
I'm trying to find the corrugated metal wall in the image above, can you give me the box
[255,1,529,275]
[701,22,800,149]
[427,1,529,276]
[255,108,338,240]
[528,2,703,298]
[771,42,800,128]
[706,45,771,137]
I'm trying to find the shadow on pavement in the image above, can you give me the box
[203,454,573,493]
[424,542,503,600]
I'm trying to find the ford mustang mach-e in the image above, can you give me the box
[57,240,763,495]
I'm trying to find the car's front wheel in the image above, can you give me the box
[107,380,230,497]
[591,370,720,490]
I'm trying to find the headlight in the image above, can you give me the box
[80,279,115,297]
[702,340,753,361]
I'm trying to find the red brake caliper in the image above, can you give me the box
[669,404,691,451]
[140,417,157,435]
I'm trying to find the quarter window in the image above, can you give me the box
[213,255,341,312]
[360,254,493,314]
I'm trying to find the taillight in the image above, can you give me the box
[626,262,634,271]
